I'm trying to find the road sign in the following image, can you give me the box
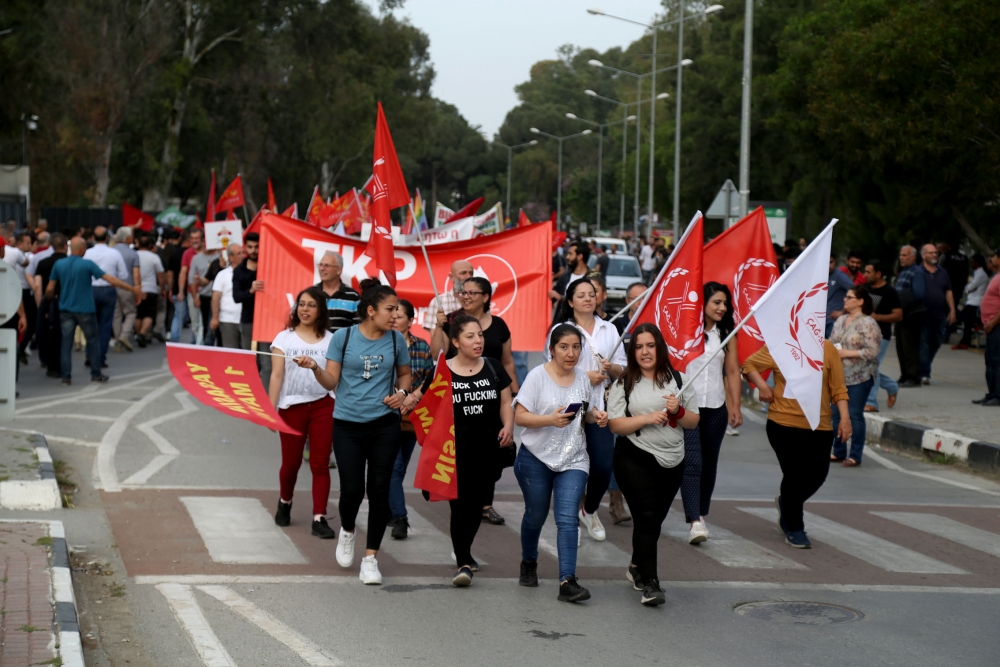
[706,180,740,226]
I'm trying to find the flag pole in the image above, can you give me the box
[239,173,250,228]
[410,201,442,304]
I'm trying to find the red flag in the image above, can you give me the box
[281,203,298,219]
[550,210,557,227]
[552,230,567,251]
[193,214,203,231]
[166,343,299,434]
[444,197,484,224]
[217,175,245,211]
[627,213,705,372]
[226,208,237,221]
[703,206,780,365]
[410,353,458,501]
[243,206,266,240]
[517,210,531,228]
[122,202,154,232]
[321,191,353,229]
[340,189,370,235]
[306,186,325,226]
[267,177,277,211]
[206,169,217,222]
[365,103,407,286]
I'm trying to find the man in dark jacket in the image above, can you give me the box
[895,245,926,387]
[232,232,271,387]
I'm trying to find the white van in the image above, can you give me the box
[584,236,628,256]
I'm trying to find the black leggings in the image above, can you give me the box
[613,437,684,583]
[333,415,401,551]
[765,420,833,533]
[681,405,729,522]
[450,437,493,566]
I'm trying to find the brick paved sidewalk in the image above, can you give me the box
[0,522,57,667]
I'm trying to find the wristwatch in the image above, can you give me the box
[397,388,409,396]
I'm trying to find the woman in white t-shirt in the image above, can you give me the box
[547,277,626,543]
[268,286,335,540]
[608,323,699,606]
[680,282,743,545]
[513,324,606,603]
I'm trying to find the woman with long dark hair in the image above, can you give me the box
[549,278,626,543]
[681,282,743,544]
[514,324,606,603]
[430,275,518,525]
[268,286,336,538]
[300,278,411,585]
[608,324,699,606]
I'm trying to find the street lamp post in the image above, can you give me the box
[588,5,723,240]
[738,0,754,219]
[529,127,593,228]
[568,109,638,237]
[491,139,538,220]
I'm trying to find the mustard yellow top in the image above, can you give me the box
[742,340,849,431]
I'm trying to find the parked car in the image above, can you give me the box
[587,253,643,315]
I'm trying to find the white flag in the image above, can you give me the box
[752,219,838,430]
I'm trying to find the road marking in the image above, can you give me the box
[156,583,237,667]
[493,501,631,567]
[872,512,1000,558]
[96,379,178,492]
[864,448,1000,497]
[23,413,118,423]
[198,586,340,666]
[122,392,196,486]
[135,574,1000,595]
[739,507,967,574]
[16,371,172,414]
[180,497,306,565]
[660,512,807,570]
[352,500,457,564]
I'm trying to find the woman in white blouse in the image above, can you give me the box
[681,283,743,544]
[547,278,627,543]
[608,323,699,606]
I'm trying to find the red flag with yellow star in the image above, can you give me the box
[217,175,245,211]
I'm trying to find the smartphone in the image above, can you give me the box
[563,402,583,416]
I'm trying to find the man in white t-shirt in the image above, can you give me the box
[211,244,244,348]
[5,232,35,364]
[135,234,166,346]
[639,237,655,284]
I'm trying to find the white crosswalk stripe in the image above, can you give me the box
[739,507,967,574]
[493,501,631,567]
[156,584,237,667]
[354,499,457,564]
[660,513,807,570]
[181,497,306,565]
[872,512,1000,558]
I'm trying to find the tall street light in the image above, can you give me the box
[587,56,693,239]
[588,4,723,241]
[739,0,754,219]
[529,127,593,228]
[568,108,639,237]
[491,139,538,219]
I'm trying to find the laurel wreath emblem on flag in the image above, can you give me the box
[733,258,777,343]
[786,282,828,371]
[654,267,704,360]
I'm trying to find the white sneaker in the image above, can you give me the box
[336,528,355,568]
[359,555,382,585]
[688,520,709,544]
[726,426,739,436]
[579,509,607,541]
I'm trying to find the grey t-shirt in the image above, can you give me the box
[189,251,217,297]
[114,244,140,286]
[607,372,699,469]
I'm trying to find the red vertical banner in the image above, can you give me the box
[365,102,409,286]
[410,354,458,501]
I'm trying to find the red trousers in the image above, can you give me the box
[278,395,333,516]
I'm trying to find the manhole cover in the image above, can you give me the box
[733,601,863,625]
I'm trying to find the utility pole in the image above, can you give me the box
[738,0,754,218]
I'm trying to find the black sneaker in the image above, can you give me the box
[452,566,473,587]
[641,579,666,606]
[312,516,336,539]
[557,577,591,603]
[136,335,149,348]
[519,559,538,587]
[391,516,409,540]
[468,556,479,573]
[275,500,291,527]
[91,375,110,383]
[482,507,505,525]
[626,563,643,591]
[785,530,812,549]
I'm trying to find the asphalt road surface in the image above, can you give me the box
[9,345,1000,667]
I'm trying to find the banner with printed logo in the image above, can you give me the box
[255,213,551,350]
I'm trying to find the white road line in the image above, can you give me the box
[96,379,177,492]
[135,575,1000,595]
[181,497,306,565]
[156,584,237,667]
[198,586,340,666]
[660,513,806,570]
[864,448,1000,497]
[16,371,172,413]
[353,500,459,565]
[122,392,196,486]
[739,507,967,574]
[78,398,135,405]
[872,512,1000,558]
[493,501,631,567]
[22,414,118,423]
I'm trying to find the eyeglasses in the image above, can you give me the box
[458,291,485,297]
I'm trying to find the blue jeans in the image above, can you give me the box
[985,326,1000,401]
[866,338,900,409]
[582,421,615,514]
[918,317,948,379]
[59,311,101,380]
[169,293,189,343]
[512,351,529,387]
[93,286,117,364]
[832,378,874,463]
[514,447,587,582]
[389,431,417,519]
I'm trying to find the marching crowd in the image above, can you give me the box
[4,217,1000,607]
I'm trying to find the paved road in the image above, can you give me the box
[6,343,1000,666]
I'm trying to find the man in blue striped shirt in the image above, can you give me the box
[315,251,360,334]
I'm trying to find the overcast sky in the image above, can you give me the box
[361,0,668,139]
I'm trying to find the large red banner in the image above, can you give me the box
[166,343,299,434]
[255,213,552,350]
[409,353,458,501]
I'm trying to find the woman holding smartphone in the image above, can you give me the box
[513,324,606,603]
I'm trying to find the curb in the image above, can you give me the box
[0,431,62,510]
[862,412,1000,475]
[49,520,86,667]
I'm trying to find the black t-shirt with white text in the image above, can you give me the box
[451,358,511,441]
[867,283,902,341]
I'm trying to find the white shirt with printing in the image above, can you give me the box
[84,243,127,287]
[211,267,242,324]
[271,329,335,409]
[544,317,627,411]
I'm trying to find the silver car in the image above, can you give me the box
[588,254,644,314]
